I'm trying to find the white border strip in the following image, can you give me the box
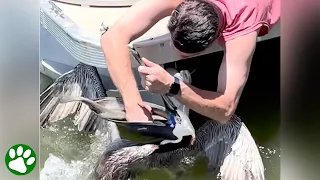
[52,0,139,7]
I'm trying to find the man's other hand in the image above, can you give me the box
[125,102,153,122]
[138,58,174,94]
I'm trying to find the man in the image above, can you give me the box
[100,0,280,124]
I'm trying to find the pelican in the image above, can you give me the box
[40,63,265,180]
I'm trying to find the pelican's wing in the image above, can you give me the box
[192,115,265,180]
[40,63,107,132]
[60,95,128,132]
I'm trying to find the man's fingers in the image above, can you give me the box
[142,57,157,67]
[139,72,146,80]
[145,81,151,87]
[138,65,152,74]
[146,75,156,82]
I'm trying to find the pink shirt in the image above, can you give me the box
[209,0,280,44]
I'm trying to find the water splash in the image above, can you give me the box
[259,146,279,157]
[40,119,110,180]
[40,154,94,180]
[258,145,280,176]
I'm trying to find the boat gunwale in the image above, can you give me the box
[40,0,280,68]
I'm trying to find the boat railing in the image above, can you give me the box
[40,0,112,68]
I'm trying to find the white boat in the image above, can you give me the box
[40,0,280,93]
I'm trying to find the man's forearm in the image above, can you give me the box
[175,81,234,122]
[101,33,142,107]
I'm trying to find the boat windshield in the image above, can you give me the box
[52,0,139,7]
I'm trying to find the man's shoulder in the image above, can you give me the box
[215,0,277,43]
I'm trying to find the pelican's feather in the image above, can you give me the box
[40,63,107,133]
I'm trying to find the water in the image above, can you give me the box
[40,36,280,180]
[40,119,101,180]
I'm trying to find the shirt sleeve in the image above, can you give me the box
[218,4,270,44]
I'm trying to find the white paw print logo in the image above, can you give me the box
[5,144,37,175]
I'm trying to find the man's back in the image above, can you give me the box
[209,0,280,43]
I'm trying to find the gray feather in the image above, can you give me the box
[40,63,110,133]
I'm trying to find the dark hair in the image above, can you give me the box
[168,0,221,54]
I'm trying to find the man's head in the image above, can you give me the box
[168,0,222,58]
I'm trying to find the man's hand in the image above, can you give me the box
[138,58,174,94]
[125,102,153,122]
[100,0,181,123]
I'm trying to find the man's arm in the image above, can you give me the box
[101,0,182,109]
[175,30,259,123]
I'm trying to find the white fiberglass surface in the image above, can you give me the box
[52,0,170,42]
[52,0,139,7]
